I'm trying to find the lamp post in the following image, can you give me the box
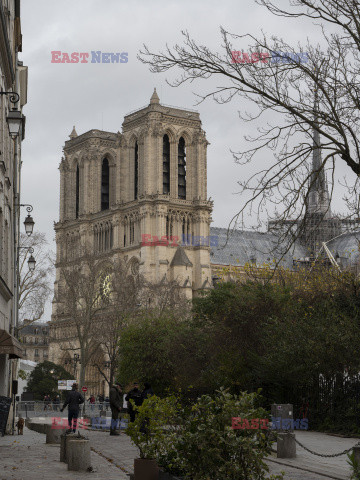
[0,90,23,138]
[65,353,81,380]
[17,246,36,272]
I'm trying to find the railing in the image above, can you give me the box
[17,401,119,418]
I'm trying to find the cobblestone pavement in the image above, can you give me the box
[266,459,345,480]
[0,427,134,480]
[0,423,355,480]
[267,430,354,480]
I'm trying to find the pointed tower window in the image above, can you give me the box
[75,165,80,218]
[178,137,186,199]
[134,142,139,200]
[163,135,170,195]
[101,158,110,211]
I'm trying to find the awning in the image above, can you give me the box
[0,329,24,359]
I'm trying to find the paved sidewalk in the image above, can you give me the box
[0,427,135,480]
[266,430,356,480]
[1,420,357,479]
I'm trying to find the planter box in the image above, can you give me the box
[134,458,159,480]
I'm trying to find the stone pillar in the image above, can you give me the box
[46,425,67,444]
[67,439,91,472]
[60,433,67,462]
[277,432,296,458]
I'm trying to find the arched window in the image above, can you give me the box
[163,135,170,194]
[178,137,186,199]
[101,158,110,210]
[75,165,80,218]
[134,142,139,200]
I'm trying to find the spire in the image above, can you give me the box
[150,88,160,105]
[69,126,78,139]
[307,90,331,217]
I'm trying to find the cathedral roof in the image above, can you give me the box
[210,226,360,269]
[210,227,307,268]
[170,247,193,267]
[327,231,360,266]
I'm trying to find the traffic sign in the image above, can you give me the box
[82,386,88,392]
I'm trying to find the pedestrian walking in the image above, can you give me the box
[60,383,84,433]
[53,395,60,412]
[109,383,122,436]
[43,394,51,411]
[88,394,95,412]
[98,393,104,411]
[105,395,110,411]
[125,382,143,423]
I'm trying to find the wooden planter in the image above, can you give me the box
[134,458,159,480]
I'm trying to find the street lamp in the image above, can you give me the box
[27,249,36,272]
[16,204,35,236]
[0,90,22,138]
[7,109,22,138]
[18,246,36,272]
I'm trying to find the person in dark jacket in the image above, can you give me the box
[109,383,122,436]
[142,382,154,401]
[60,383,84,433]
[125,382,143,423]
[140,382,154,434]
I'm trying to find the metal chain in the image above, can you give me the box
[294,437,360,458]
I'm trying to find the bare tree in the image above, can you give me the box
[91,258,146,387]
[18,232,54,327]
[55,254,106,387]
[91,261,191,387]
[139,0,360,252]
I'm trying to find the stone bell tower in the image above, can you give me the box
[52,88,213,327]
[120,89,213,296]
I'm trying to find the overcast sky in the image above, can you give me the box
[19,0,352,320]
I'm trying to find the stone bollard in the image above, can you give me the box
[60,433,77,463]
[46,425,67,444]
[60,433,67,462]
[277,432,296,458]
[353,446,360,465]
[67,439,91,472]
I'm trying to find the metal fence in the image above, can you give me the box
[259,373,360,433]
[16,402,116,418]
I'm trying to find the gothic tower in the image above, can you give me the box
[49,91,213,391]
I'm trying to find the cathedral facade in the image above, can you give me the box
[49,90,214,393]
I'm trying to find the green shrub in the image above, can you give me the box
[126,388,284,480]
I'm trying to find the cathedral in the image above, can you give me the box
[49,90,215,393]
[49,89,360,394]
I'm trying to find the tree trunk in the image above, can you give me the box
[79,364,86,389]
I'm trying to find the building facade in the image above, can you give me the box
[49,90,213,394]
[0,0,27,433]
[19,321,49,363]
